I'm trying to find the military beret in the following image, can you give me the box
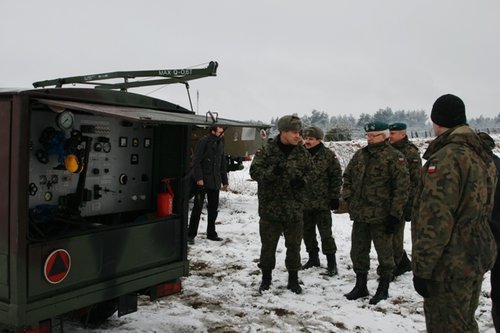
[389,122,407,131]
[302,126,324,140]
[277,115,302,132]
[364,121,388,132]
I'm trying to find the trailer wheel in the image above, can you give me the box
[79,299,118,327]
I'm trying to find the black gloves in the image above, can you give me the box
[329,199,340,210]
[413,276,430,298]
[385,215,400,234]
[290,177,305,190]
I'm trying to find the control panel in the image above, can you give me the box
[29,109,154,217]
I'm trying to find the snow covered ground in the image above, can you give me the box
[67,137,497,333]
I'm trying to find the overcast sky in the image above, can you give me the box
[2,0,500,123]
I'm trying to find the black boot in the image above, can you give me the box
[326,254,338,276]
[369,277,390,304]
[393,250,412,277]
[344,273,369,300]
[259,270,272,293]
[287,271,302,294]
[302,252,320,269]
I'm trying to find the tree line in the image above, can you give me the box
[268,108,500,141]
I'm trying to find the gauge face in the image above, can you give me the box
[102,142,111,153]
[56,111,75,130]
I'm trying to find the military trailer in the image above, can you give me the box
[0,63,252,332]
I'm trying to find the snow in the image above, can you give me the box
[66,138,497,333]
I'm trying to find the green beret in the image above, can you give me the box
[302,126,324,139]
[277,115,302,132]
[389,122,407,131]
[364,121,388,132]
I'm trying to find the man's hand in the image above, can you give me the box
[221,184,229,192]
[329,199,340,210]
[413,276,430,298]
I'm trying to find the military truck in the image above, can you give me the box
[0,62,253,332]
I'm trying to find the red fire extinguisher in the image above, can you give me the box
[157,177,174,217]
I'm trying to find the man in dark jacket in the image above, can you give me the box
[250,115,312,294]
[412,94,497,332]
[477,131,500,332]
[342,121,410,305]
[188,126,228,244]
[301,126,343,276]
[388,122,422,277]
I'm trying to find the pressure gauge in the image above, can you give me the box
[56,111,75,130]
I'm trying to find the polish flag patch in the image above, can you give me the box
[428,165,437,174]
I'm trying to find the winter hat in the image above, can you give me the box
[364,121,389,132]
[431,94,467,128]
[277,115,302,132]
[389,122,407,131]
[302,126,324,140]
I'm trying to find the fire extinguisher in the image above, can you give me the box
[157,177,174,217]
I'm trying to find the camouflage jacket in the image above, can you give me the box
[304,143,343,210]
[342,140,409,223]
[412,125,497,281]
[391,136,422,220]
[250,136,312,222]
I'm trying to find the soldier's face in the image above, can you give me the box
[366,131,386,145]
[303,136,320,149]
[389,130,406,144]
[280,130,302,145]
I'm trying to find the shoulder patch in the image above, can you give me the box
[427,164,436,174]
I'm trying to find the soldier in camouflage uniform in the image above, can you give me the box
[301,126,343,276]
[388,122,422,277]
[342,121,410,305]
[250,115,312,294]
[412,94,497,333]
[477,132,500,332]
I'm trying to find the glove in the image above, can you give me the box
[413,276,430,298]
[385,215,400,234]
[273,164,285,176]
[290,177,305,190]
[329,199,340,210]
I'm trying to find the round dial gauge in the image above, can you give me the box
[56,111,75,130]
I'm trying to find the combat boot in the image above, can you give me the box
[287,271,302,294]
[393,250,412,277]
[326,254,338,276]
[369,276,390,304]
[302,252,320,269]
[344,273,369,300]
[259,270,272,293]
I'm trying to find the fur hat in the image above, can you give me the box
[277,115,302,132]
[302,126,324,140]
[431,94,467,128]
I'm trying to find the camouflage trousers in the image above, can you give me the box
[258,218,303,272]
[303,209,337,255]
[424,275,483,333]
[391,220,408,265]
[350,220,395,279]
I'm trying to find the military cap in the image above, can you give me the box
[389,122,407,131]
[302,126,324,140]
[277,115,302,132]
[364,121,389,132]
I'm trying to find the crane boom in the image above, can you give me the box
[32,61,218,91]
